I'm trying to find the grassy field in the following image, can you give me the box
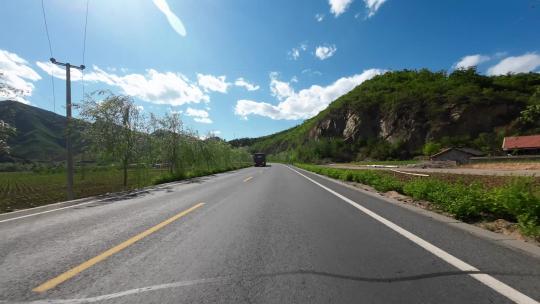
[296,164,540,239]
[0,164,250,213]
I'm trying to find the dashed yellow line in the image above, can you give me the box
[243,176,253,182]
[33,202,205,293]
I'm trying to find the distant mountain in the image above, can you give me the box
[0,100,85,162]
[231,69,540,162]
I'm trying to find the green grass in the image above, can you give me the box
[350,160,420,166]
[296,163,540,239]
[0,163,251,213]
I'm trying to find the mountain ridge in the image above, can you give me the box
[230,69,540,161]
[0,100,85,162]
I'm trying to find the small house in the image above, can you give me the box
[502,135,540,155]
[430,147,485,164]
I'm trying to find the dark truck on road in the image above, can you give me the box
[253,153,266,167]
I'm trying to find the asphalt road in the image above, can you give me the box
[1,164,539,303]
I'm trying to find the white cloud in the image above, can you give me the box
[37,62,209,106]
[288,43,308,60]
[364,0,388,18]
[315,45,337,60]
[302,69,323,76]
[269,73,295,100]
[152,0,186,37]
[235,69,385,120]
[0,49,41,103]
[185,107,212,124]
[453,54,491,69]
[315,13,325,22]
[329,0,354,17]
[234,77,260,91]
[36,61,82,81]
[486,53,540,75]
[197,74,230,93]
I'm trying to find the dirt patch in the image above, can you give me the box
[462,162,540,170]
[380,170,540,190]
[475,219,524,240]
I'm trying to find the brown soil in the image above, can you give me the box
[462,162,540,170]
[379,170,540,190]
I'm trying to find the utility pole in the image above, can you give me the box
[50,58,85,200]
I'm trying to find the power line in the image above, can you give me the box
[81,0,89,99]
[40,0,53,57]
[40,0,56,113]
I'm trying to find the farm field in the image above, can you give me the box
[0,168,168,213]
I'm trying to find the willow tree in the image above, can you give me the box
[79,91,142,187]
[157,112,184,175]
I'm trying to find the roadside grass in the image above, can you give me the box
[296,164,540,239]
[349,160,420,166]
[0,163,251,213]
[151,163,251,185]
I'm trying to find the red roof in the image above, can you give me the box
[502,135,540,150]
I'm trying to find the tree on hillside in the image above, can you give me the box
[79,91,142,187]
[0,120,16,156]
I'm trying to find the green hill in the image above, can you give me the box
[230,69,540,162]
[0,100,85,162]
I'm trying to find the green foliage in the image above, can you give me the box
[0,120,16,156]
[297,164,540,238]
[423,142,442,156]
[517,103,540,134]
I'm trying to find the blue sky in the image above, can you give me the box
[1,0,540,140]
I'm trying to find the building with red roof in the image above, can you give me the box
[502,134,540,154]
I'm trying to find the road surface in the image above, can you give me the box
[0,164,539,303]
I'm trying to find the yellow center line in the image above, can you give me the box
[243,176,253,182]
[32,202,205,293]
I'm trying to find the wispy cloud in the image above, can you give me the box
[364,0,388,18]
[315,44,337,60]
[487,53,540,75]
[186,107,212,124]
[197,74,230,93]
[453,54,491,69]
[235,69,385,120]
[0,49,41,104]
[288,43,308,60]
[329,0,354,17]
[315,13,325,22]
[234,78,260,91]
[153,0,187,37]
[301,68,323,76]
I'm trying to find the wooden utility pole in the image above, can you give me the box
[50,58,85,200]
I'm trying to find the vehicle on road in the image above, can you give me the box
[253,153,266,167]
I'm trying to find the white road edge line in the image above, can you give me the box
[286,165,539,304]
